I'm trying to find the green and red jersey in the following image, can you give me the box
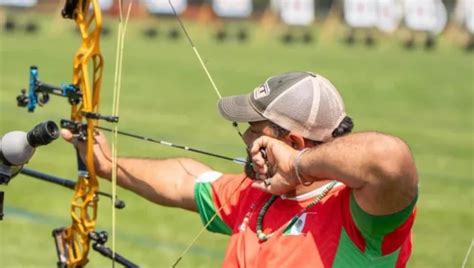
[194,172,417,268]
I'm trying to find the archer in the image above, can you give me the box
[63,71,418,267]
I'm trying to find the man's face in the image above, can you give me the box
[242,121,277,147]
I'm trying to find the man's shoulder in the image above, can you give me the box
[196,172,255,197]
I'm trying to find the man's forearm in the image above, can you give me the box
[298,132,390,187]
[104,157,211,211]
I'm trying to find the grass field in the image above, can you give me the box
[0,13,473,268]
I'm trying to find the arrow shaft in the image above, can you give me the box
[96,126,246,165]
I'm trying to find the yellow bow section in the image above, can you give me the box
[52,0,103,266]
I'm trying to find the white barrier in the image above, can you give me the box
[280,0,315,26]
[142,0,187,15]
[0,0,37,7]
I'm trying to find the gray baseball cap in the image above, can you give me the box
[218,71,346,142]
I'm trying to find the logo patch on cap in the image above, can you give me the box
[253,84,270,100]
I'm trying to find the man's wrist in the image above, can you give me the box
[293,148,313,186]
[97,159,113,180]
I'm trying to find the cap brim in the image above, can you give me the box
[218,94,266,122]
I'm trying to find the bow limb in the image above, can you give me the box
[110,1,133,264]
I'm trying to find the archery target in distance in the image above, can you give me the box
[142,0,187,15]
[343,0,377,28]
[375,0,403,33]
[212,0,252,18]
[279,0,315,26]
[454,0,474,33]
[402,0,447,34]
[344,0,403,33]
[0,0,36,7]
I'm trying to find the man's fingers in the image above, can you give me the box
[253,162,268,176]
[250,136,269,155]
[252,156,266,169]
[251,180,271,193]
[61,128,82,147]
[257,173,267,181]
[60,129,74,142]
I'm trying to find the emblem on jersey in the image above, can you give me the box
[253,84,270,100]
[285,213,308,236]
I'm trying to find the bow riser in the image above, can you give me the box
[60,0,103,267]
[49,0,104,267]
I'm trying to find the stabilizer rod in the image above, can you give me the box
[90,231,140,268]
[20,168,125,209]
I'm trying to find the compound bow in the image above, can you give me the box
[16,0,136,267]
[15,1,254,266]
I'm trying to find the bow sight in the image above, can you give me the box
[17,66,118,137]
[17,66,81,112]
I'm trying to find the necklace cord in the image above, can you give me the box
[255,181,337,242]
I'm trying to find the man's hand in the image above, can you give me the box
[250,136,302,195]
[61,129,113,179]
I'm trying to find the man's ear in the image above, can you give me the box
[287,133,306,150]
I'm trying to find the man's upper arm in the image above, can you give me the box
[342,133,419,258]
[353,134,419,216]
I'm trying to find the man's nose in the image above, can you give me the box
[242,128,252,146]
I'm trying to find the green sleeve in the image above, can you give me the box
[350,191,418,237]
[194,182,232,235]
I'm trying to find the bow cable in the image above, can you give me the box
[111,1,133,266]
[167,0,247,141]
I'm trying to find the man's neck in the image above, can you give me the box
[284,179,333,198]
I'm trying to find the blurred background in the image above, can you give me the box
[0,0,472,267]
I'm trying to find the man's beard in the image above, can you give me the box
[244,151,273,180]
[244,154,258,180]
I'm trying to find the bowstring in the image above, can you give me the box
[171,176,248,268]
[167,1,250,266]
[167,0,247,138]
[111,0,132,265]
